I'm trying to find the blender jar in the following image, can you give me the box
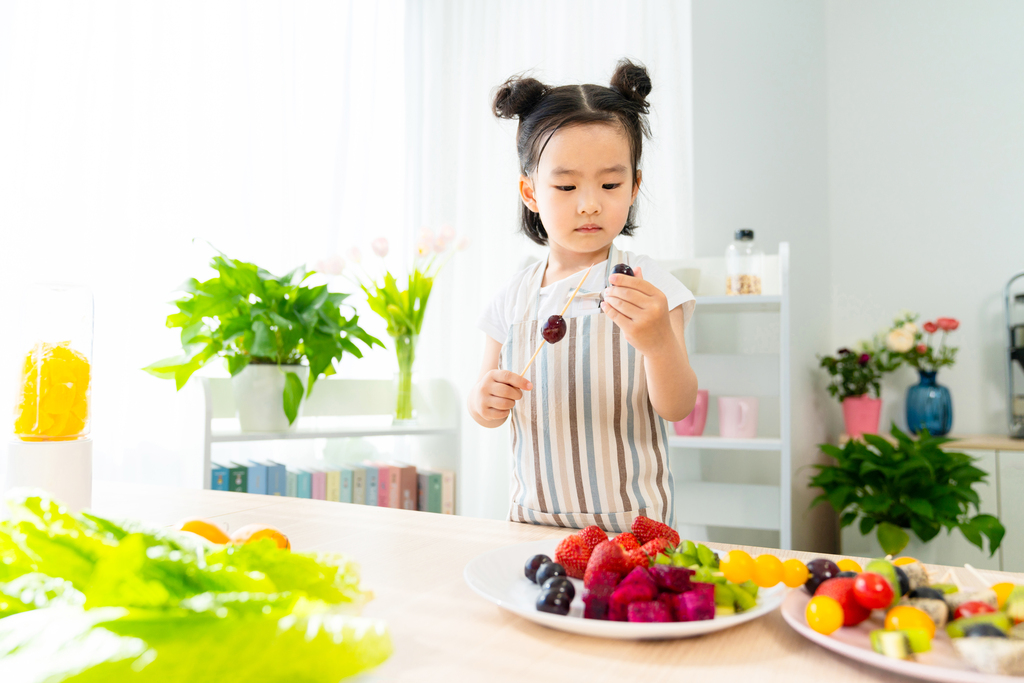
[12,285,94,441]
[725,229,764,295]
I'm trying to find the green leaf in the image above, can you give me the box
[142,355,188,380]
[859,516,876,536]
[959,519,984,550]
[876,522,910,555]
[839,511,859,528]
[226,354,251,377]
[970,514,1006,556]
[250,320,276,358]
[282,372,304,425]
[905,499,934,520]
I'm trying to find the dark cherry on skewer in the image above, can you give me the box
[542,315,567,343]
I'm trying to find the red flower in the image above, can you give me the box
[936,317,960,332]
[916,344,928,354]
[858,353,871,365]
[923,321,938,334]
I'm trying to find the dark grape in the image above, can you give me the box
[535,562,567,586]
[536,589,572,615]
[908,587,945,601]
[541,576,575,601]
[804,558,840,595]
[612,263,634,277]
[525,554,551,583]
[894,565,910,596]
[837,571,858,579]
[964,623,1008,638]
[542,315,567,344]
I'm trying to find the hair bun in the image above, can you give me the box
[610,59,652,108]
[493,75,547,119]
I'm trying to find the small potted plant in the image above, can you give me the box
[819,342,901,438]
[145,254,381,431]
[810,424,1004,559]
[886,312,960,436]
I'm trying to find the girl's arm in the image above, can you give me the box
[467,336,533,428]
[601,269,698,422]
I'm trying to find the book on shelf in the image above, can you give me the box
[441,470,456,514]
[228,464,247,492]
[211,463,230,491]
[325,468,341,502]
[286,469,298,498]
[370,463,391,507]
[417,469,443,513]
[245,462,268,495]
[389,462,417,510]
[349,464,366,505]
[387,465,401,508]
[265,461,287,496]
[338,465,354,504]
[311,470,326,500]
[363,464,378,506]
[296,470,312,499]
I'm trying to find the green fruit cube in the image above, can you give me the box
[947,613,1013,638]
[870,630,911,660]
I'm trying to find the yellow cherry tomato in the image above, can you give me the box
[993,582,1015,609]
[782,558,809,588]
[806,595,844,635]
[884,606,936,639]
[837,559,862,573]
[753,554,784,588]
[721,550,755,584]
[892,557,919,567]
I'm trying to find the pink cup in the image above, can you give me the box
[674,390,709,436]
[718,396,759,439]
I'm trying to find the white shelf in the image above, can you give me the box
[674,482,781,531]
[695,295,782,313]
[210,425,456,443]
[668,436,782,451]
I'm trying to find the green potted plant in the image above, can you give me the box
[810,424,1005,559]
[819,341,901,438]
[144,254,381,431]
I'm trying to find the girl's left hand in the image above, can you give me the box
[600,267,675,356]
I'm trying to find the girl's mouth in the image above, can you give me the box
[576,225,602,233]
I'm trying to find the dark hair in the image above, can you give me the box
[493,59,652,246]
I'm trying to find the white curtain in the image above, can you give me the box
[404,0,695,520]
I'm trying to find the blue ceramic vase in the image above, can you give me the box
[906,370,952,436]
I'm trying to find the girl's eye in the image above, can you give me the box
[556,186,576,192]
[603,183,622,190]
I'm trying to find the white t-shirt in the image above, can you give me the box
[478,248,696,343]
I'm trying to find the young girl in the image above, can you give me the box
[469,60,698,533]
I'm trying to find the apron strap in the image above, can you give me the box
[526,242,619,322]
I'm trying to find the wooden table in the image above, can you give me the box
[92,481,1024,683]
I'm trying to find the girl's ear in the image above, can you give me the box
[519,175,540,213]
[631,170,642,205]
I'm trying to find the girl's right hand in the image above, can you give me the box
[470,370,532,426]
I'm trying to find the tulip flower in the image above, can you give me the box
[936,317,960,331]
[315,254,345,276]
[916,344,928,354]
[371,237,389,259]
[923,321,938,334]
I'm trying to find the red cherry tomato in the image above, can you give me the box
[954,601,997,620]
[853,572,895,610]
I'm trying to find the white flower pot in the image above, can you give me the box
[231,364,309,433]
[840,522,940,564]
[5,438,93,512]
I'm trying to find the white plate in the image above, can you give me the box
[781,586,1020,682]
[463,539,784,640]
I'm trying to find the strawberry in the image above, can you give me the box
[555,534,589,579]
[579,525,608,554]
[631,515,680,546]
[624,548,649,571]
[815,577,871,626]
[586,540,629,579]
[612,532,640,551]
[640,537,672,559]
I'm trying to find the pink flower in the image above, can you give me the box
[419,226,435,243]
[858,353,870,365]
[347,246,362,264]
[371,237,389,259]
[936,317,960,331]
[415,240,432,258]
[923,321,938,334]
[916,344,928,354]
[440,224,456,242]
[315,254,345,276]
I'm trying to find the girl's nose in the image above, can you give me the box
[578,192,600,215]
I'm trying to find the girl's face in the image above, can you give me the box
[520,123,640,257]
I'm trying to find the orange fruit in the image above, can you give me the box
[230,524,291,550]
[176,518,230,544]
[892,557,919,566]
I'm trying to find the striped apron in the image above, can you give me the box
[500,245,674,533]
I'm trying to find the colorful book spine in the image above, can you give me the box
[338,465,353,504]
[297,470,312,499]
[417,469,443,513]
[440,469,456,514]
[228,464,247,492]
[266,461,287,496]
[325,468,341,502]
[375,464,392,507]
[211,463,230,491]
[246,462,268,495]
[350,465,366,504]
[286,470,298,497]
[363,464,378,507]
[390,462,417,511]
[388,466,401,508]
[311,470,327,500]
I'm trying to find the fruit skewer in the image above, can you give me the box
[519,264,593,377]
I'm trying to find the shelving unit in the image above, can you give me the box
[658,243,792,549]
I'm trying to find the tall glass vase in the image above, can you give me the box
[906,369,952,436]
[393,332,417,423]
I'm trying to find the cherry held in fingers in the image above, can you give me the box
[542,315,567,343]
[612,263,634,277]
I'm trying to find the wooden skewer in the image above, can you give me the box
[519,264,594,377]
[964,563,989,588]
